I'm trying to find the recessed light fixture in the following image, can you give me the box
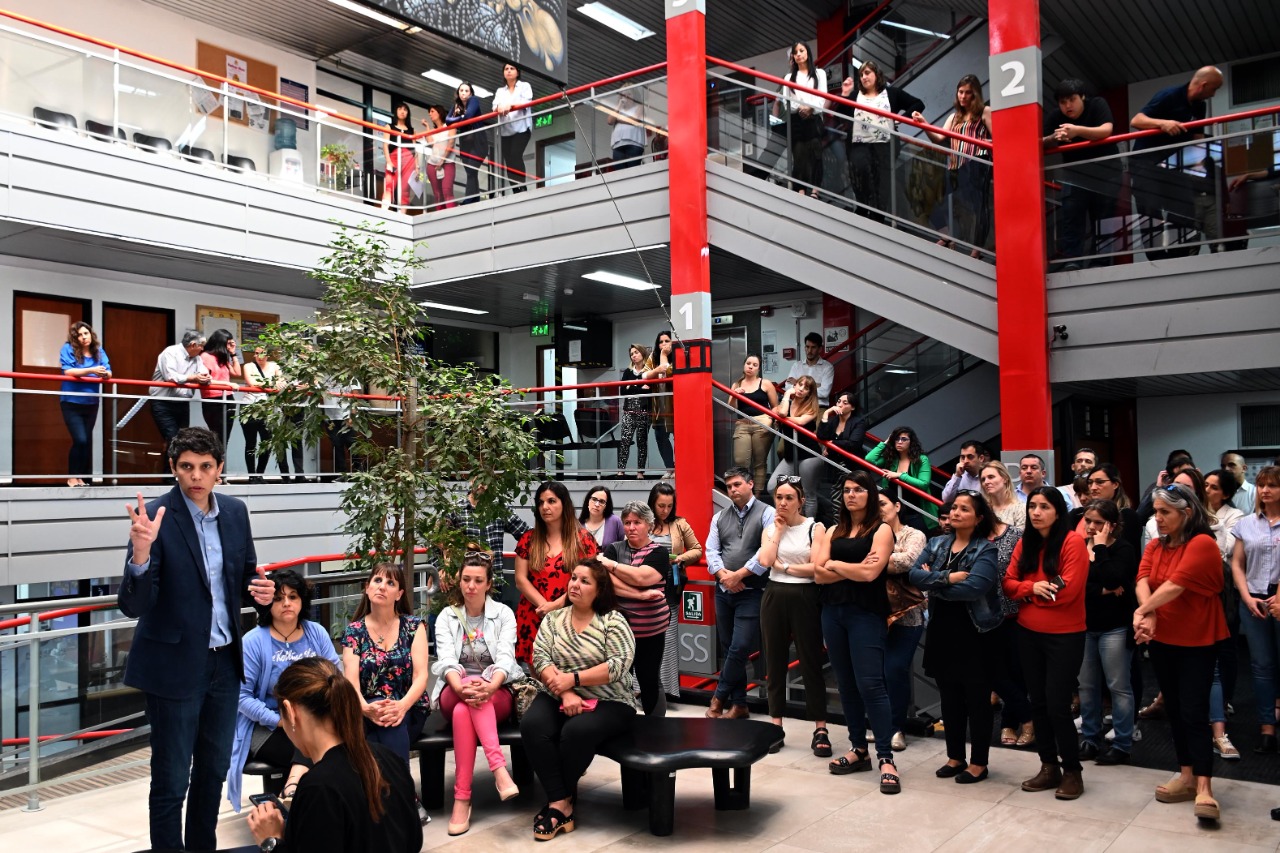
[880,20,950,39]
[327,0,416,31]
[581,270,660,291]
[408,244,667,289]
[418,300,489,315]
[563,323,589,332]
[575,2,655,41]
[420,69,492,98]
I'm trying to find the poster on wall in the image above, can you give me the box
[226,55,248,121]
[824,325,850,353]
[279,78,311,130]
[369,0,568,83]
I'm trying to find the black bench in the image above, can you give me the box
[241,759,286,796]
[598,717,784,837]
[413,712,533,810]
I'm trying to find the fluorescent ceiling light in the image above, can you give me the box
[884,367,917,374]
[409,244,667,288]
[327,0,417,31]
[581,270,660,291]
[563,323,589,331]
[418,300,489,315]
[420,69,492,98]
[880,20,950,39]
[575,2,654,41]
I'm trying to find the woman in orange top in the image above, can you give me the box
[1002,487,1088,801]
[1134,484,1228,824]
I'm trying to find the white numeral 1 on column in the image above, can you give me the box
[1000,60,1026,97]
[678,301,694,331]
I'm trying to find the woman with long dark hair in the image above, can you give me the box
[1076,499,1139,765]
[880,491,927,752]
[865,425,936,526]
[775,41,828,197]
[431,547,523,835]
[813,469,900,793]
[730,355,779,494]
[768,375,823,516]
[643,330,676,474]
[616,344,652,478]
[578,485,623,548]
[199,328,242,453]
[649,482,701,701]
[912,74,993,257]
[445,82,487,203]
[1002,486,1089,800]
[228,569,342,812]
[421,105,457,210]
[492,61,533,193]
[838,58,924,221]
[340,563,430,763]
[1138,484,1229,823]
[910,489,1003,783]
[513,481,598,664]
[239,658,422,852]
[381,101,415,209]
[59,321,111,487]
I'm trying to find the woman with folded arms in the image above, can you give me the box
[910,490,1002,783]
[431,547,523,836]
[649,482,702,703]
[1137,484,1229,823]
[880,491,927,752]
[521,559,638,841]
[1002,487,1089,800]
[758,477,829,753]
[813,469,900,793]
[1230,465,1280,757]
[59,321,111,487]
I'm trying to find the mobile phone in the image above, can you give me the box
[249,792,289,820]
[1048,575,1066,591]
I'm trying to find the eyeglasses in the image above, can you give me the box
[779,475,802,485]
[957,489,983,498]
[894,435,911,442]
[1088,477,1113,485]
[588,497,607,505]
[842,486,868,495]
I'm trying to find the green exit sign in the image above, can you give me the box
[534,113,554,129]
[530,323,551,337]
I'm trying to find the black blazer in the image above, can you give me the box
[119,485,258,699]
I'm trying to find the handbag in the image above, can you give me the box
[507,678,539,720]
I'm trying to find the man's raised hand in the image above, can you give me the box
[126,493,165,563]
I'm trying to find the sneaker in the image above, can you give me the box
[1213,735,1241,760]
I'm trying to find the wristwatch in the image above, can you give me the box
[779,561,790,574]
[260,838,279,852]
[573,671,581,687]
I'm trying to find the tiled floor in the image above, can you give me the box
[2,706,1277,852]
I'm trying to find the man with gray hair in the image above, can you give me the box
[149,331,210,445]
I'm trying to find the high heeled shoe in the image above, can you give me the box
[447,800,472,836]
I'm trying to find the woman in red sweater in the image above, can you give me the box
[1135,484,1228,824]
[1002,486,1088,800]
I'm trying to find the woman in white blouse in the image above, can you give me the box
[775,41,828,198]
[492,61,533,194]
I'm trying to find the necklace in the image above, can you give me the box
[274,624,301,646]
[367,615,398,650]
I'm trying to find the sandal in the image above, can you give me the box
[879,757,901,795]
[1194,794,1220,822]
[1016,722,1036,748]
[829,747,870,775]
[811,727,833,757]
[533,806,575,841]
[1155,775,1196,804]
[1000,727,1018,746]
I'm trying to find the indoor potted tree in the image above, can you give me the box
[320,142,358,191]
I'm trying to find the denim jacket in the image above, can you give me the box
[908,534,1003,633]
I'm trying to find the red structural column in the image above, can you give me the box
[988,0,1053,453]
[666,0,716,547]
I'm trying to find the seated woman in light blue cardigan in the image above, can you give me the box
[226,569,341,811]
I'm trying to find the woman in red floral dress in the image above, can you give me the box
[514,481,598,664]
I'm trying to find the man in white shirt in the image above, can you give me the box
[786,333,835,406]
[1221,451,1257,513]
[1058,447,1096,510]
[1015,454,1048,501]
[149,331,210,445]
[941,439,989,503]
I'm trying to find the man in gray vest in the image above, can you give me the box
[704,466,775,719]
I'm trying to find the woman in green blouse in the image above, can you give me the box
[865,425,938,526]
[520,558,638,841]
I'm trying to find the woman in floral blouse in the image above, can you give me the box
[513,481,598,664]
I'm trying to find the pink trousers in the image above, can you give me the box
[439,677,514,799]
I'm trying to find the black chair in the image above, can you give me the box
[32,107,77,132]
[85,120,126,142]
[132,133,172,153]
[574,406,621,473]
[179,145,216,164]
[224,154,257,172]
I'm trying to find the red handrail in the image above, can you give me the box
[1055,102,1280,155]
[823,316,887,361]
[3,731,132,746]
[713,379,941,507]
[815,0,897,68]
[706,55,991,151]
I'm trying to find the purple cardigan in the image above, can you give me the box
[587,515,624,549]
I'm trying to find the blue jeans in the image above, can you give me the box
[60,401,97,477]
[652,420,674,469]
[714,587,762,706]
[885,621,924,732]
[363,705,429,764]
[144,647,239,851]
[1079,627,1134,752]
[822,601,895,760]
[1238,601,1280,725]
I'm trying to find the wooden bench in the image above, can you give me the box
[598,717,785,837]
[412,713,533,810]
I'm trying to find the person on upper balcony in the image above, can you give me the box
[1129,66,1224,260]
[774,41,828,199]
[149,331,210,448]
[381,102,416,209]
[609,90,647,169]
[1042,79,1119,270]
[941,439,990,504]
[59,321,112,487]
[839,59,924,223]
[445,82,488,204]
[912,74,993,259]
[786,332,835,406]
[492,62,533,193]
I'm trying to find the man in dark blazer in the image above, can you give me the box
[119,427,275,851]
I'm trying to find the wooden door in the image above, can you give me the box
[102,303,174,484]
[12,293,89,484]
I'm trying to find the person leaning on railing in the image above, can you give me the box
[838,59,924,224]
[642,330,675,475]
[730,354,779,496]
[59,320,111,487]
[421,105,457,210]
[199,328,242,455]
[774,41,828,198]
[445,82,487,204]
[865,425,937,528]
[768,375,822,516]
[912,74,993,258]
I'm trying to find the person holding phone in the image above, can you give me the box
[238,658,422,853]
[521,558,637,840]
[1002,487,1089,800]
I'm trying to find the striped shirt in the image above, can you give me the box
[604,540,671,638]
[531,608,639,710]
[946,115,991,170]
